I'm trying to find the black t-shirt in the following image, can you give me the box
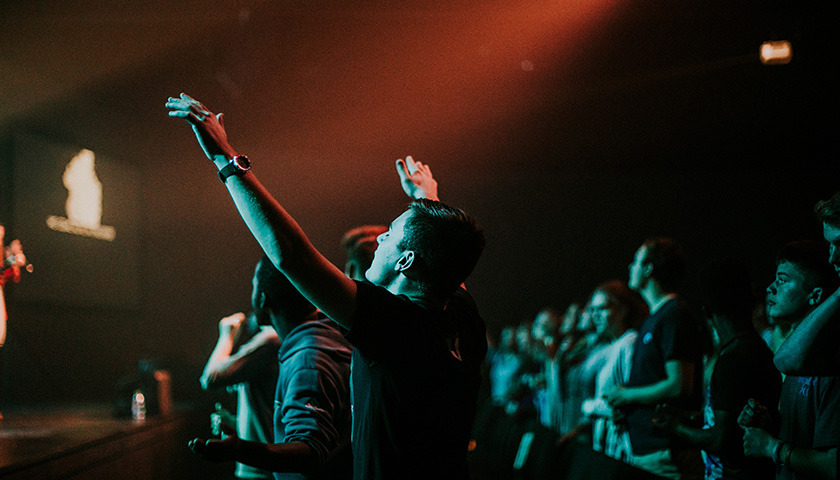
[777,374,840,480]
[626,298,707,455]
[707,332,782,480]
[345,281,487,480]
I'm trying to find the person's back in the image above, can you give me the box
[347,282,485,480]
[274,315,353,480]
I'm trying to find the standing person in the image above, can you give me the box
[0,225,7,353]
[654,258,782,480]
[774,192,840,376]
[167,94,487,480]
[604,237,707,480]
[200,308,280,480]
[772,192,840,480]
[191,257,353,480]
[0,225,6,422]
[0,225,28,421]
[739,241,839,480]
[0,225,27,350]
[580,280,648,463]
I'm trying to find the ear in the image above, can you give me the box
[256,291,267,310]
[395,250,415,272]
[808,287,824,306]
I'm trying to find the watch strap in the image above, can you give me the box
[218,155,250,183]
[218,162,240,183]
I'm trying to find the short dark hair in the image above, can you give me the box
[593,280,649,330]
[699,257,754,327]
[254,256,316,320]
[776,241,839,294]
[398,199,485,294]
[641,237,686,292]
[815,192,840,228]
[341,225,387,280]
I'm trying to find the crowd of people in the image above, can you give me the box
[487,216,840,479]
[165,93,838,480]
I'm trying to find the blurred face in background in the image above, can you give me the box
[500,326,518,353]
[531,309,561,360]
[516,322,533,356]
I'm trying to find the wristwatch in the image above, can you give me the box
[218,155,251,183]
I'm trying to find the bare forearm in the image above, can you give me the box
[787,446,837,480]
[775,288,840,375]
[200,338,235,389]
[624,379,682,405]
[234,439,317,473]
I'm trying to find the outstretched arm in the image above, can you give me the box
[166,94,358,329]
[774,288,840,376]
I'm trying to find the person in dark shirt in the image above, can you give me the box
[775,192,840,376]
[191,258,353,480]
[739,241,840,480]
[167,95,486,480]
[655,258,782,480]
[604,237,706,480]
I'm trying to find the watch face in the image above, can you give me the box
[233,155,251,170]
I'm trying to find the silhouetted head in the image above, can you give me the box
[252,256,317,329]
[342,225,388,281]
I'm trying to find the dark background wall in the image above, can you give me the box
[0,0,837,407]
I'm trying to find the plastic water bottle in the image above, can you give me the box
[131,389,146,421]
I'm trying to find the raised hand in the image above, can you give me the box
[219,312,246,339]
[165,93,236,161]
[396,156,439,201]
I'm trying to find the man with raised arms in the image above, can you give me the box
[167,94,487,480]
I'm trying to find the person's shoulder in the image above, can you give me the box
[281,320,353,360]
[355,279,417,309]
[616,329,638,347]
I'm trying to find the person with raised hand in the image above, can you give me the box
[167,93,486,480]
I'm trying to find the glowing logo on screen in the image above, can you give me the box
[46,149,116,241]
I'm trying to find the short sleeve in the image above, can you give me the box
[813,376,840,449]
